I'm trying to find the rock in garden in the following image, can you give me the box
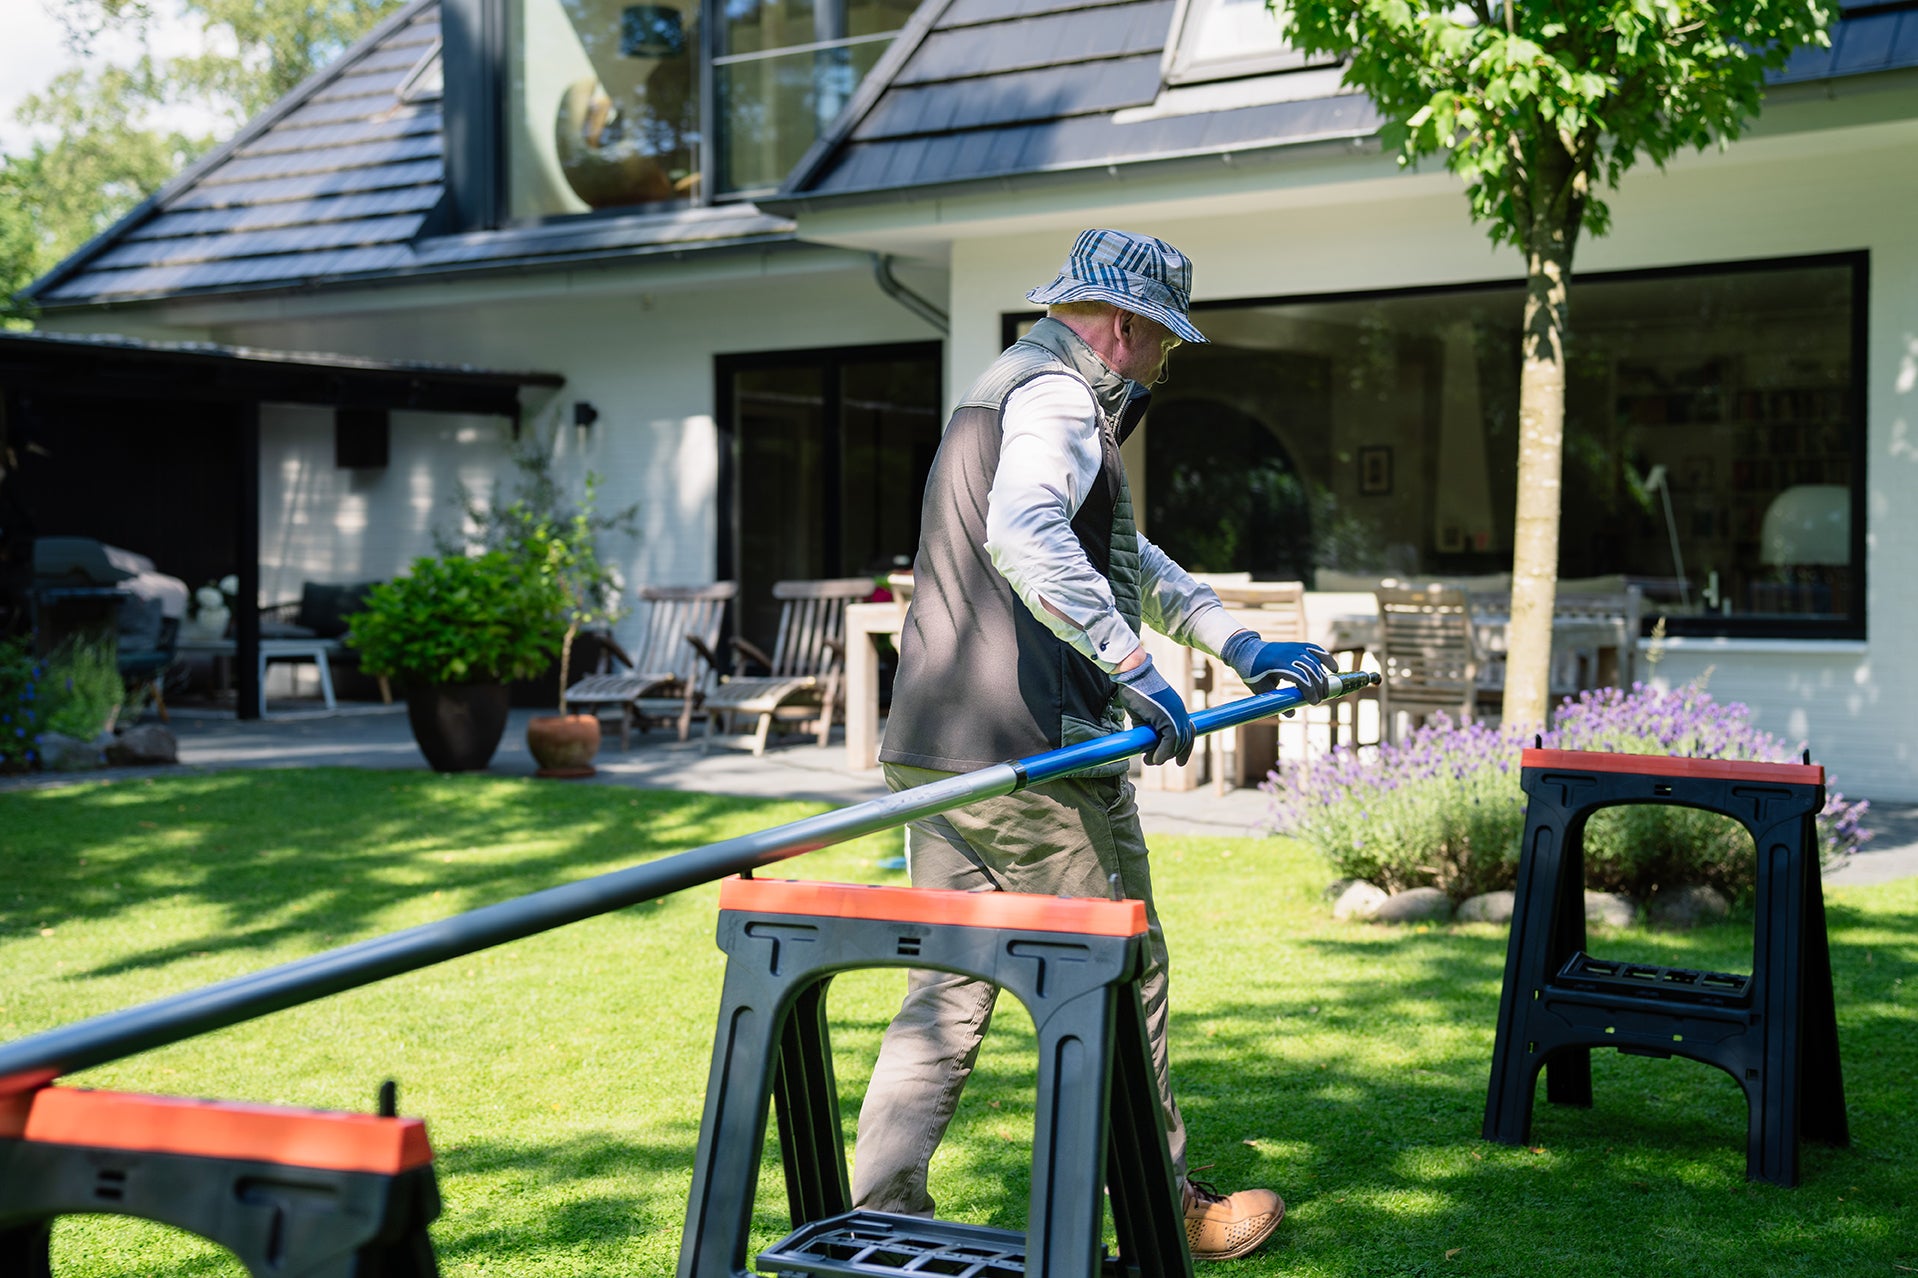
[1648,884,1730,930]
[1583,890,1637,928]
[106,725,179,766]
[40,732,105,771]
[1373,887,1454,924]
[1330,880,1389,920]
[1456,890,1516,924]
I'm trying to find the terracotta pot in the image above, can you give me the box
[404,683,511,773]
[526,713,600,778]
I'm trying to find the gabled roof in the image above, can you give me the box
[780,0,1379,201]
[782,0,1918,203]
[26,0,793,310]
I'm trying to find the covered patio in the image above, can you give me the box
[0,329,562,718]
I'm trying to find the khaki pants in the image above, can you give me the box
[850,763,1187,1217]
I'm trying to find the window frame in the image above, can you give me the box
[1160,0,1341,87]
[447,0,909,227]
[1005,250,1870,642]
[713,338,944,606]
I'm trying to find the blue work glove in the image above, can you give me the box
[1220,629,1336,704]
[1112,653,1196,767]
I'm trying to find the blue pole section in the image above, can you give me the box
[0,672,1377,1091]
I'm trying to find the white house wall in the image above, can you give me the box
[212,250,944,650]
[935,107,1918,800]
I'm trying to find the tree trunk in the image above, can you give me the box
[1501,229,1574,730]
[557,622,578,714]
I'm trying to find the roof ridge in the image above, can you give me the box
[21,0,441,306]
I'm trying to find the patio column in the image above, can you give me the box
[233,399,262,720]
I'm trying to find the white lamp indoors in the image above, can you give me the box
[1759,484,1850,567]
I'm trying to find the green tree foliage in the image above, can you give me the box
[1,59,205,326]
[2,0,406,325]
[1280,0,1834,727]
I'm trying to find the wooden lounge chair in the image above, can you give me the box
[564,583,735,746]
[702,577,873,756]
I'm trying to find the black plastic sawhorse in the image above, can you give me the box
[0,1084,440,1275]
[678,876,1192,1278]
[1483,748,1847,1186]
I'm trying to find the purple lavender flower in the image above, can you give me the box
[1268,680,1873,902]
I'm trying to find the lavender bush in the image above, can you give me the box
[0,636,44,771]
[1268,682,1872,903]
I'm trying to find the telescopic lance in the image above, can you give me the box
[0,669,1379,1091]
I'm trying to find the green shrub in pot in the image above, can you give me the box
[345,550,564,688]
[345,551,567,772]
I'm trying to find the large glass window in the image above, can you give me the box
[1030,254,1863,639]
[505,0,914,219]
[509,0,702,217]
[715,0,917,196]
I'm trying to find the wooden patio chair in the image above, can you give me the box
[701,577,873,756]
[564,582,736,747]
[1548,586,1643,694]
[1469,584,1643,710]
[1375,584,1482,743]
[1199,583,1309,794]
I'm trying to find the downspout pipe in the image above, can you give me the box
[871,253,948,334]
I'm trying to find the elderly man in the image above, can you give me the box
[853,229,1337,1261]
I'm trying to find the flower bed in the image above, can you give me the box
[1268,682,1872,903]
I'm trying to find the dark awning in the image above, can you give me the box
[0,329,562,419]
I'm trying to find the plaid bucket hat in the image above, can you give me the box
[1026,228,1208,344]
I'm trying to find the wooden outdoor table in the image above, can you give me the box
[844,599,909,771]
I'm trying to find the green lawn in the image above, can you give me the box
[2,769,1913,1276]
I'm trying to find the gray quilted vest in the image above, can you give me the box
[881,318,1146,775]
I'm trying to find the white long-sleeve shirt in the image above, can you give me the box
[982,372,1243,673]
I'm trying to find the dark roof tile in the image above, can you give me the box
[900,1,1170,82]
[171,159,444,208]
[91,215,428,270]
[941,0,1132,28]
[123,188,444,239]
[201,134,443,184]
[238,110,441,156]
[857,54,1162,138]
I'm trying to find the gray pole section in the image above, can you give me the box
[0,674,1376,1091]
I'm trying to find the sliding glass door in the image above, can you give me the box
[718,342,941,649]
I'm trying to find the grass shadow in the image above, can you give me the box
[2,769,825,981]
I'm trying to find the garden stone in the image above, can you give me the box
[1584,890,1637,928]
[1331,880,1389,920]
[1373,887,1454,924]
[1456,890,1516,924]
[106,725,178,766]
[1649,884,1730,930]
[41,732,106,771]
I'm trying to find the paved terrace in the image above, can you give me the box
[5,702,1914,886]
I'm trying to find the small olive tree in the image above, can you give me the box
[439,422,640,710]
[1281,0,1834,727]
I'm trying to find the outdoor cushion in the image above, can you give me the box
[295,581,382,639]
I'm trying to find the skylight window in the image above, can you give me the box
[1162,0,1340,86]
[395,40,444,104]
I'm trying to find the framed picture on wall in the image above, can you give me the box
[1359,445,1393,496]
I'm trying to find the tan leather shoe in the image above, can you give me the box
[1182,1176,1285,1261]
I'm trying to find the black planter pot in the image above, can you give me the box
[404,683,511,772]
